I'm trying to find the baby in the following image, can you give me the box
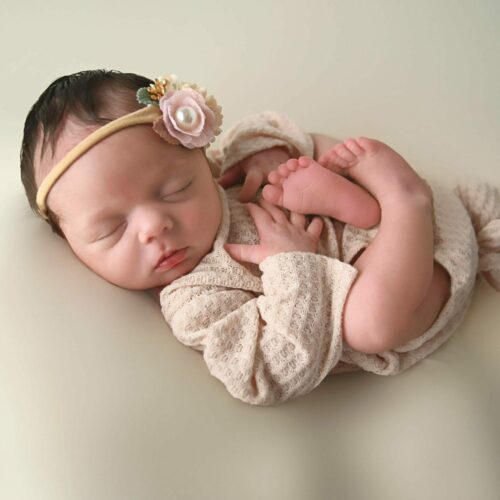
[21,69,500,406]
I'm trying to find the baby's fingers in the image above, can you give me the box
[245,201,275,229]
[217,163,244,188]
[306,216,324,239]
[238,170,264,202]
[289,212,307,228]
[256,197,288,224]
[317,151,348,176]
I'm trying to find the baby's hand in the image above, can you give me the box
[224,197,324,265]
[217,147,291,202]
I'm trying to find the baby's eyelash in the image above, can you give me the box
[98,221,125,240]
[177,180,193,192]
[162,181,192,199]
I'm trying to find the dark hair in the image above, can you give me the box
[20,69,154,238]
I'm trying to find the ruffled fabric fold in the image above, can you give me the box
[455,183,500,291]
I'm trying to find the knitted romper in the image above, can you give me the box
[160,111,500,406]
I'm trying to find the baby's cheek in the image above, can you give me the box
[180,205,198,226]
[182,202,217,238]
[106,244,136,274]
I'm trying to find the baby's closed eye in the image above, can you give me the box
[96,221,126,240]
[160,180,193,200]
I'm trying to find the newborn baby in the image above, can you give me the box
[21,69,500,405]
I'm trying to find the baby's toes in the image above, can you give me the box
[297,156,315,168]
[285,158,300,171]
[268,170,283,184]
[278,163,293,178]
[317,151,332,165]
[356,137,384,155]
[333,143,357,162]
[277,158,300,176]
[321,149,350,168]
[262,184,284,206]
[344,138,365,156]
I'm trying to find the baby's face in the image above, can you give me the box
[44,125,223,291]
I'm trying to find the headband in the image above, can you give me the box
[36,73,223,220]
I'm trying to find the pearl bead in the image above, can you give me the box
[175,106,198,128]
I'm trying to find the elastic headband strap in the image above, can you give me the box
[36,105,162,220]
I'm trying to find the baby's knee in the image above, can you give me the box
[343,304,411,354]
[343,265,451,354]
[342,274,415,353]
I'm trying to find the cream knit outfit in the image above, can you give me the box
[160,111,500,406]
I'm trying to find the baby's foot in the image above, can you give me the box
[318,137,432,204]
[262,156,379,226]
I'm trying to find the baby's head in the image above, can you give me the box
[20,69,223,291]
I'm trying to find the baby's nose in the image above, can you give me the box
[134,205,173,244]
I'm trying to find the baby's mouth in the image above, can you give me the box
[155,248,188,271]
[155,249,177,268]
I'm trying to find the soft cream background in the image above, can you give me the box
[1,1,499,499]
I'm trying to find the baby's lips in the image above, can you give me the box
[154,249,177,269]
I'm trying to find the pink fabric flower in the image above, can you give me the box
[159,88,217,149]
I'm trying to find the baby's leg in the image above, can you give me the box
[326,138,449,354]
[261,157,381,229]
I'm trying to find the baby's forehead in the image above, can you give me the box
[34,116,101,187]
[37,117,186,175]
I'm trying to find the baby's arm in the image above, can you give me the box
[160,250,359,406]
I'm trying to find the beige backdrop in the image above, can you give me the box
[1,1,499,499]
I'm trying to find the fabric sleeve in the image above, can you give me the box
[160,251,358,406]
[205,110,315,178]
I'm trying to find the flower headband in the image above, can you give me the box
[36,73,223,220]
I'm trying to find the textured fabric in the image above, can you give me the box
[454,183,500,291]
[159,110,500,406]
[205,110,315,178]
